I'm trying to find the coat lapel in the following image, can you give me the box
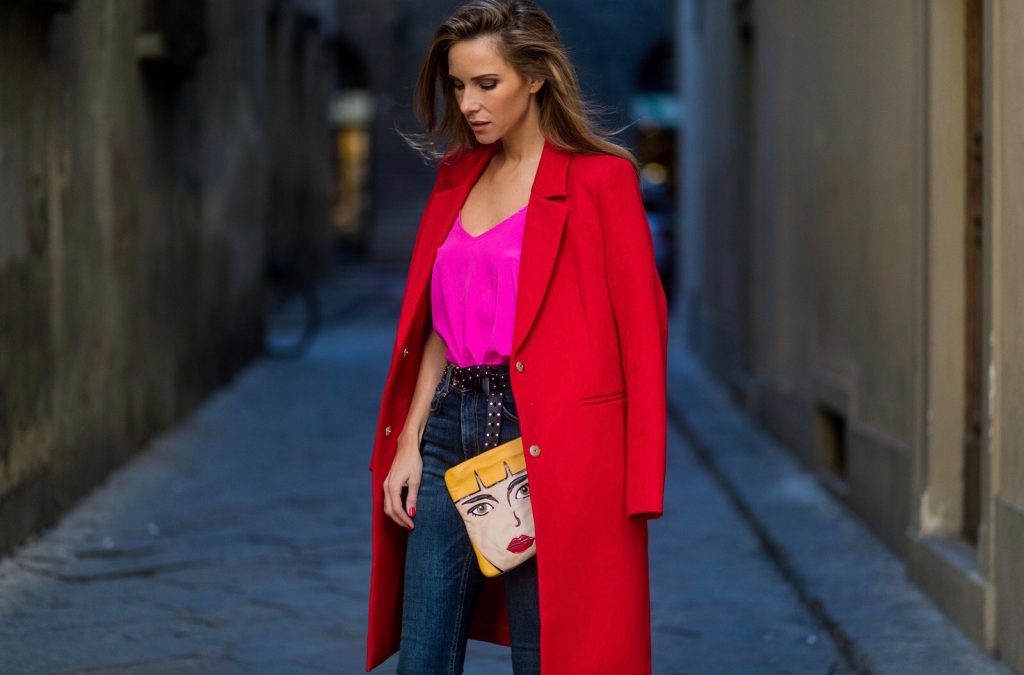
[400,138,570,356]
[513,139,569,353]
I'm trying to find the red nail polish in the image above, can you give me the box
[409,506,416,517]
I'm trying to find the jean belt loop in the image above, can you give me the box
[441,361,453,396]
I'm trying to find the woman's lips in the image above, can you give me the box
[507,535,534,553]
[470,121,490,131]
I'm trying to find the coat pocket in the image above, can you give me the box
[577,390,626,406]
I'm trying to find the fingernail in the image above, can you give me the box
[408,506,416,517]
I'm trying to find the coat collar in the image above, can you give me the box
[402,137,571,355]
[438,137,570,199]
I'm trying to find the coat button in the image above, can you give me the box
[528,444,541,457]
[402,347,409,358]
[515,360,525,372]
[384,425,392,437]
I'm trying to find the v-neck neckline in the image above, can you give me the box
[457,204,528,239]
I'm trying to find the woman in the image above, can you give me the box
[366,1,668,673]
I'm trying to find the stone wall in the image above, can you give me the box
[0,0,337,556]
[678,0,1024,668]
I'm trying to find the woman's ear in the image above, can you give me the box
[530,78,545,95]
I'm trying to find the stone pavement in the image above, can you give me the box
[0,264,1013,674]
[664,324,1015,675]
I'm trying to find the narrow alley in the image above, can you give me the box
[0,264,1007,674]
[3,1,1024,673]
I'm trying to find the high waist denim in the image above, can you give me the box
[397,363,540,675]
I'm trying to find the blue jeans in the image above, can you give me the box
[397,363,540,675]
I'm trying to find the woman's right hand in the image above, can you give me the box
[382,328,447,531]
[383,432,423,530]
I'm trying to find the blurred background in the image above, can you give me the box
[1,0,1022,673]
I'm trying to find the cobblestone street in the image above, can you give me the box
[0,265,1011,674]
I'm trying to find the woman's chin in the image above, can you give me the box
[471,125,501,142]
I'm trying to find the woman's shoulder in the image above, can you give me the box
[569,151,640,190]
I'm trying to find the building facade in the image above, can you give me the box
[677,0,1023,667]
[0,0,339,556]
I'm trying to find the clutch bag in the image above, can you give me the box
[444,436,536,577]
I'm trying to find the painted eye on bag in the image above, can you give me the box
[467,503,495,517]
[514,483,530,500]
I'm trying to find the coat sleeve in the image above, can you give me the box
[368,153,452,472]
[596,157,669,520]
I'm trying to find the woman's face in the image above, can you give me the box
[447,36,543,144]
[456,467,535,571]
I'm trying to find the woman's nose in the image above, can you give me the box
[460,93,480,116]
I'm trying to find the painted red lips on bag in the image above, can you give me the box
[507,535,534,553]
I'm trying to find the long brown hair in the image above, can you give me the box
[401,0,638,170]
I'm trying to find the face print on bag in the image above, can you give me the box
[445,437,536,576]
[458,463,534,571]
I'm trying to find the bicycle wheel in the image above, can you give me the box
[263,280,320,359]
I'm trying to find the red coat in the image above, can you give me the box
[366,137,668,674]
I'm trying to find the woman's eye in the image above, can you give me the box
[468,503,494,517]
[515,484,530,499]
[451,82,495,91]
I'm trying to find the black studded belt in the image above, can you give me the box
[443,361,512,450]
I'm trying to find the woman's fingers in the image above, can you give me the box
[384,472,414,530]
[405,476,420,521]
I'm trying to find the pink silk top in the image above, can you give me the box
[430,204,527,367]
